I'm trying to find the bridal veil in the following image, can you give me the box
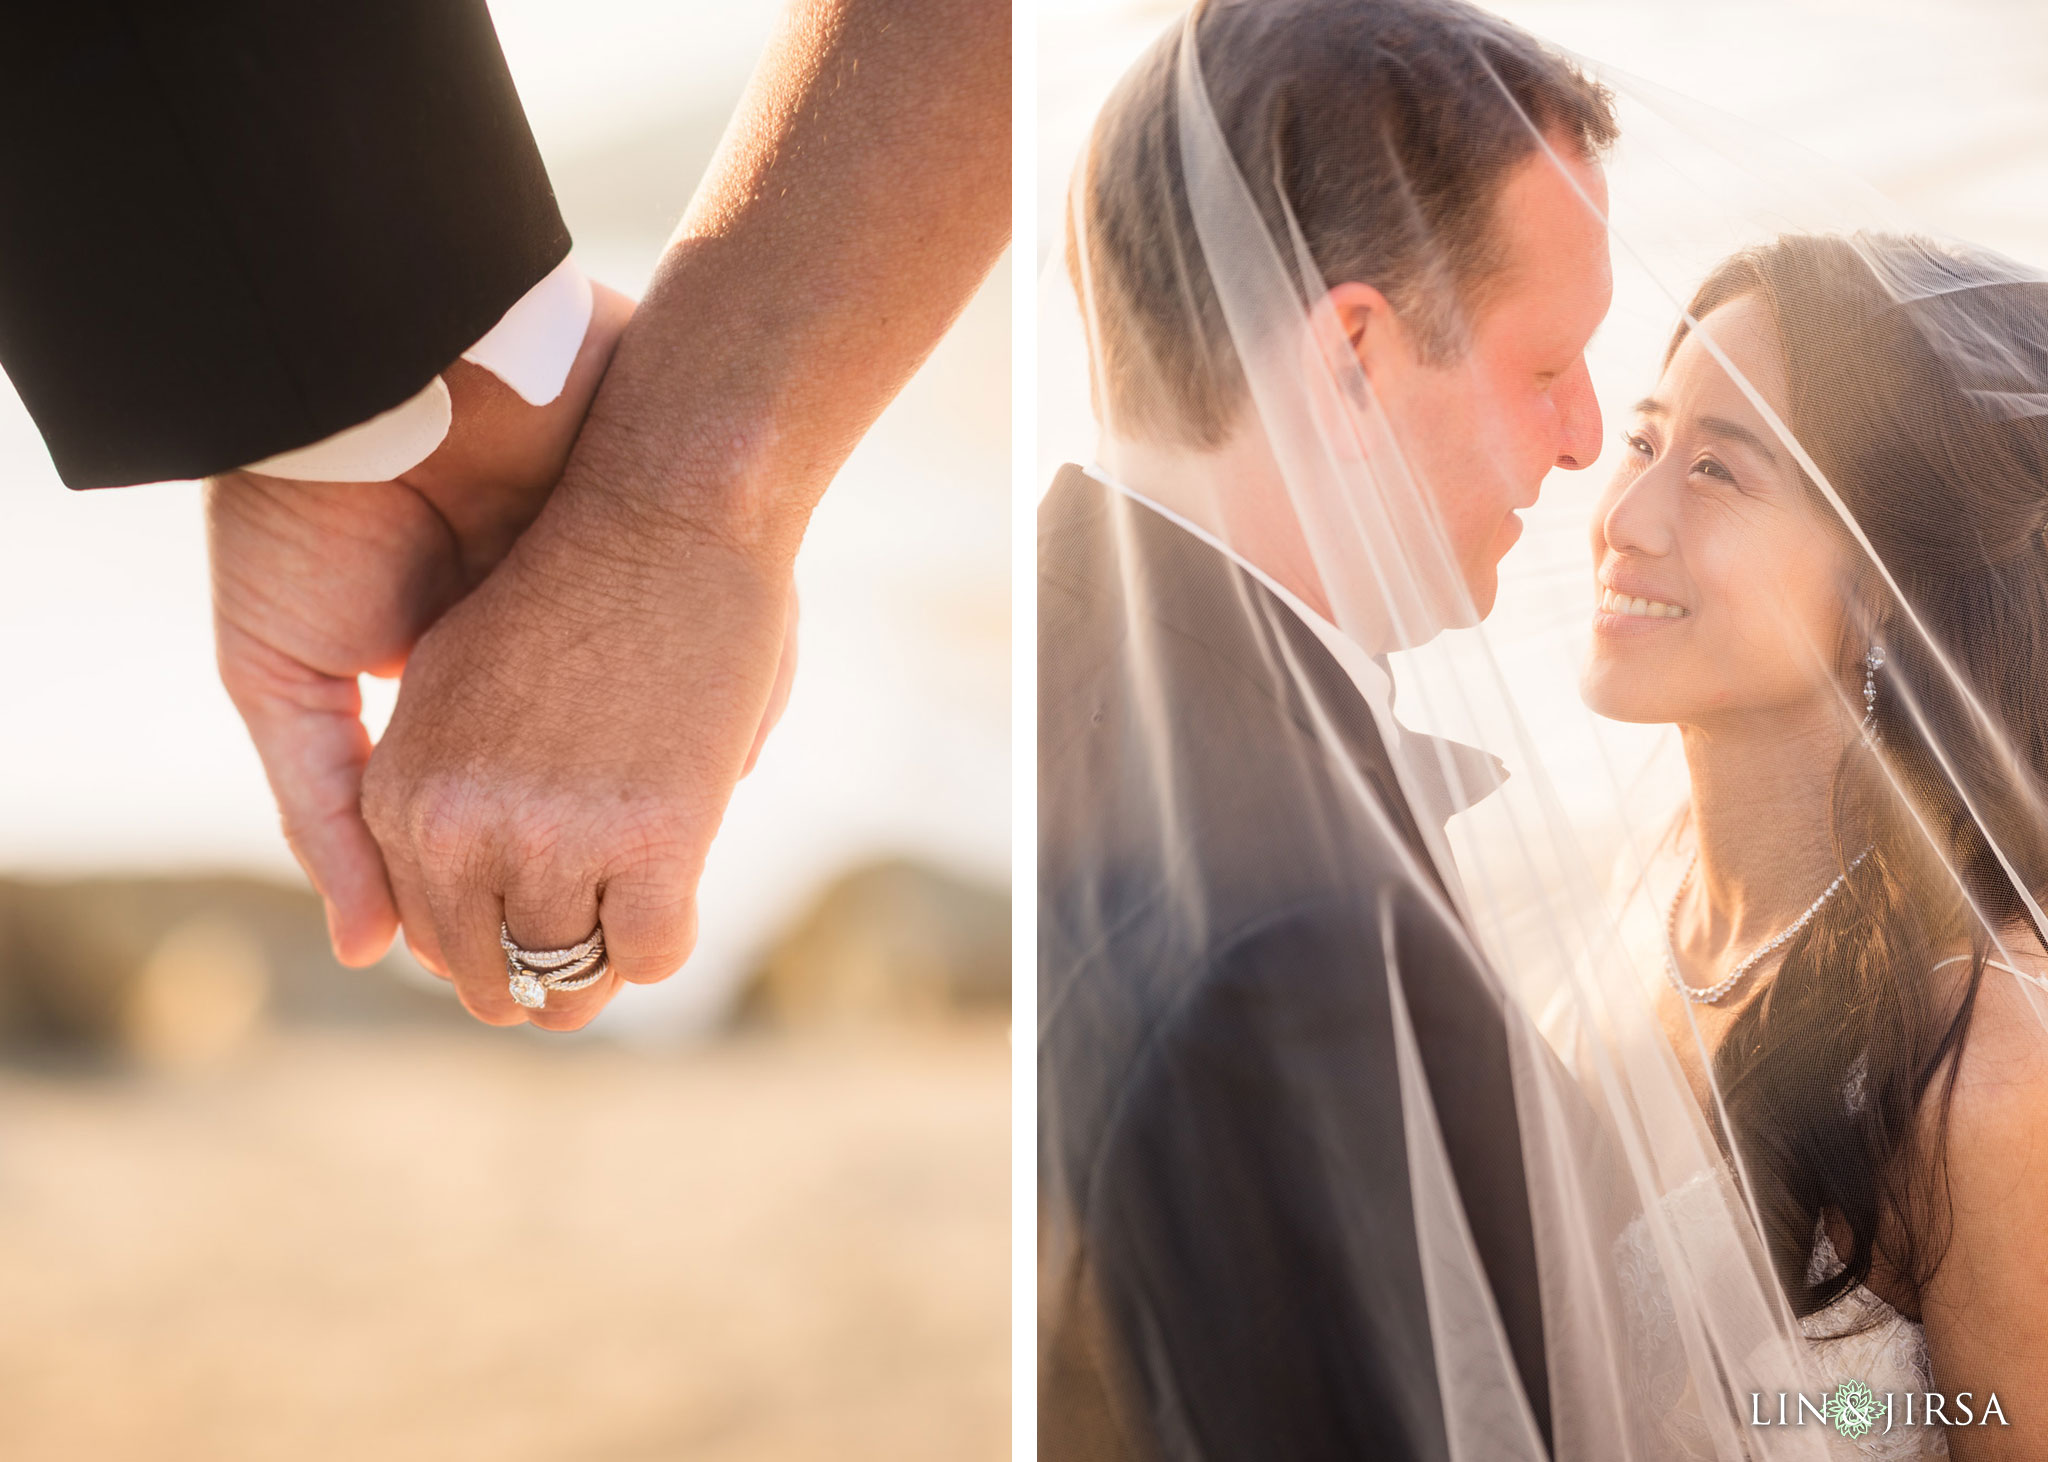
[1040,0,2048,1455]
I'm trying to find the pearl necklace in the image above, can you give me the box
[1664,847,1871,1005]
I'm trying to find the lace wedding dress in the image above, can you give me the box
[1597,857,1945,1459]
[1800,1228,1941,1459]
[1611,1174,1941,1460]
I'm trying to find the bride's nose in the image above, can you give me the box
[1598,459,1676,559]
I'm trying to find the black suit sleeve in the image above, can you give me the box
[1047,891,1549,1462]
[0,2,572,489]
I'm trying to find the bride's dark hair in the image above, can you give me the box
[1677,232,2048,1319]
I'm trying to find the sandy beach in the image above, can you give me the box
[0,1027,1008,1462]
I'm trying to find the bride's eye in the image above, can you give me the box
[1625,432,1654,459]
[1690,455,1736,484]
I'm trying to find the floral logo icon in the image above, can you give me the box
[1826,1379,1879,1440]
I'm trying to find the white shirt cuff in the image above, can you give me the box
[240,256,593,483]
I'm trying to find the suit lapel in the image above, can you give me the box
[1042,465,1451,905]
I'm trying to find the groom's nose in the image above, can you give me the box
[1551,356,1603,472]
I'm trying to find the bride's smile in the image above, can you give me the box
[1589,581,1687,622]
[1579,291,1859,731]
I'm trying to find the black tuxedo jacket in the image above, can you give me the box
[1,2,570,489]
[1038,465,1550,1461]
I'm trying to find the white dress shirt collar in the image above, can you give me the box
[1085,467,1397,722]
[1085,465,1506,825]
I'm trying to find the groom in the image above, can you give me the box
[1039,1,1614,1456]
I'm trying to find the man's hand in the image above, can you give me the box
[207,284,635,966]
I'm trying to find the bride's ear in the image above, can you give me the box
[1845,569,1889,648]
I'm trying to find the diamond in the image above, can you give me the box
[508,972,548,1009]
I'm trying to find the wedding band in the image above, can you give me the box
[510,945,606,984]
[534,956,608,994]
[499,922,604,968]
[503,921,607,1010]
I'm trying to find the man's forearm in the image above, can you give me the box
[550,0,1010,564]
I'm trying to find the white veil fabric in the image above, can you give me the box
[1038,2,2048,1458]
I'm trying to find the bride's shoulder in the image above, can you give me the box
[1925,941,2048,1165]
[1913,941,2048,1348]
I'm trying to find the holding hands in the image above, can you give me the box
[206,288,632,974]
[195,0,1004,1029]
[357,439,799,1028]
[209,288,801,1030]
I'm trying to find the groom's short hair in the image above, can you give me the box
[1071,0,1616,450]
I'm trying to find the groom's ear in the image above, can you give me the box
[1300,282,1408,462]
[1317,282,1404,401]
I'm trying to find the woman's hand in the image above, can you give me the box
[358,487,797,1029]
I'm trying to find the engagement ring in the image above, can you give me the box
[502,920,608,1010]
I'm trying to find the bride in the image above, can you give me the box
[1585,231,2048,1453]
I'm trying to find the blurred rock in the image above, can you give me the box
[736,859,1008,1029]
[0,876,465,1061]
[120,915,270,1072]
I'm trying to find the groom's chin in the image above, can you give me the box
[1461,566,1499,625]
[1465,517,1523,621]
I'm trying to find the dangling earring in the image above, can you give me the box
[1862,644,1886,745]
